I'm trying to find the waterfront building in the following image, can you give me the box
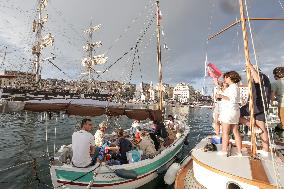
[173,83,191,103]
[0,72,17,88]
[212,84,248,104]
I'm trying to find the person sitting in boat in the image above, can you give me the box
[106,128,133,164]
[167,115,180,131]
[271,67,284,131]
[166,116,177,141]
[148,121,164,150]
[134,126,142,143]
[130,119,141,136]
[167,115,175,130]
[71,118,96,167]
[239,63,271,156]
[138,130,157,159]
[216,71,242,156]
[94,121,108,147]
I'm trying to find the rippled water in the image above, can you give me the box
[0,106,213,189]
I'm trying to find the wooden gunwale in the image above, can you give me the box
[191,155,277,189]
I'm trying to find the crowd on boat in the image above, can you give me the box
[212,63,284,157]
[68,115,183,168]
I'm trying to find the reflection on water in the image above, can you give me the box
[0,106,214,189]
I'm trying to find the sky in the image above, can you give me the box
[0,0,283,92]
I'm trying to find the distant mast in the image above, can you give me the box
[32,0,54,83]
[82,22,108,83]
[156,0,163,111]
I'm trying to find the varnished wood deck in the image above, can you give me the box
[175,158,205,189]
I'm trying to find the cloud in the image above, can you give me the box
[0,0,283,87]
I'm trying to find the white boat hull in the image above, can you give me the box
[50,121,189,189]
[51,167,158,189]
[177,138,284,189]
[193,160,258,189]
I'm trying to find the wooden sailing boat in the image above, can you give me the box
[175,1,284,188]
[17,1,190,188]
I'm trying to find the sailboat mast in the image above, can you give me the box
[35,0,43,83]
[156,0,163,111]
[88,21,93,82]
[32,0,53,83]
[238,0,257,157]
[1,46,7,69]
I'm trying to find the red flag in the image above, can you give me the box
[207,63,222,79]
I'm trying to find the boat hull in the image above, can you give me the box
[50,125,189,189]
[175,138,284,189]
[52,169,158,189]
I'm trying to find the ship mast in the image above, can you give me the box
[156,0,163,111]
[238,0,257,157]
[82,22,107,84]
[32,0,54,83]
[1,46,7,70]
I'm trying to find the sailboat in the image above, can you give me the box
[12,1,190,188]
[175,1,284,189]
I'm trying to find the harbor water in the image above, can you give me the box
[0,106,213,189]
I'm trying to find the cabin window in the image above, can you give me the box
[226,182,242,189]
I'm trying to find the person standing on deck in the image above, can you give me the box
[213,80,228,135]
[72,118,96,167]
[239,63,271,157]
[216,71,242,156]
[271,67,284,130]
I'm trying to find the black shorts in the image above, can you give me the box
[240,104,265,122]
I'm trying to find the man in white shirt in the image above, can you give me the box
[72,118,96,167]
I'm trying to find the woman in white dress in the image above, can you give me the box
[216,71,242,156]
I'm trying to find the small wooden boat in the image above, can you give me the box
[175,138,284,189]
[175,0,284,188]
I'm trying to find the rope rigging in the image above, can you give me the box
[202,0,216,95]
[244,0,281,187]
[103,0,155,56]
[96,14,156,79]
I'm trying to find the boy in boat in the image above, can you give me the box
[106,128,133,164]
[71,118,96,167]
[240,63,271,156]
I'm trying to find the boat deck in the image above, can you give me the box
[175,159,205,189]
[191,138,284,188]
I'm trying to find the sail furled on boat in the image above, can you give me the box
[23,99,162,121]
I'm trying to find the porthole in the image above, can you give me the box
[226,181,242,189]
